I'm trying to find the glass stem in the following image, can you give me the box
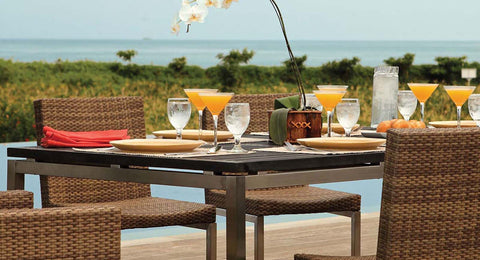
[198,110,203,140]
[213,115,218,148]
[234,135,241,149]
[176,129,182,140]
[456,106,461,128]
[420,102,425,122]
[404,116,410,121]
[345,128,352,137]
[327,110,332,137]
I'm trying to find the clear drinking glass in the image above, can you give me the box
[336,98,360,137]
[225,103,250,153]
[167,98,191,139]
[468,94,480,127]
[397,90,417,121]
[444,85,476,128]
[305,93,323,111]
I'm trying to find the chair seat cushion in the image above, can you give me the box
[205,186,361,216]
[58,197,216,229]
[295,254,376,260]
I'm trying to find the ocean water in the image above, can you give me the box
[1,39,480,67]
[1,142,382,240]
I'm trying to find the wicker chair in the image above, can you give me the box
[0,190,121,259]
[34,96,217,260]
[295,128,480,260]
[203,93,362,259]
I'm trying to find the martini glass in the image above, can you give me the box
[314,85,348,137]
[444,85,476,128]
[407,83,439,122]
[184,89,218,139]
[198,92,234,153]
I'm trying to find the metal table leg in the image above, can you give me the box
[226,176,246,260]
[7,160,24,190]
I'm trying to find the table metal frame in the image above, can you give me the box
[7,146,384,260]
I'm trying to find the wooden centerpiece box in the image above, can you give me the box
[268,110,322,143]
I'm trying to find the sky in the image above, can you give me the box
[1,0,480,41]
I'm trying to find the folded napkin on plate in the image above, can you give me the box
[41,126,130,148]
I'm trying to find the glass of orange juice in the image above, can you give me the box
[444,85,476,128]
[184,89,218,139]
[407,83,439,122]
[314,85,348,137]
[198,92,234,153]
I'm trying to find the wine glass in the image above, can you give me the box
[184,88,218,139]
[336,98,360,137]
[444,85,476,128]
[167,98,191,139]
[305,93,323,111]
[468,94,480,127]
[397,90,417,121]
[225,103,250,153]
[198,92,234,153]
[314,85,348,137]
[407,83,439,122]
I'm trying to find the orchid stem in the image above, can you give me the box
[269,0,306,110]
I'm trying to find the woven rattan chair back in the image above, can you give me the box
[202,93,294,133]
[34,96,151,207]
[377,128,480,259]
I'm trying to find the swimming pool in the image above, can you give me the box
[0,142,383,240]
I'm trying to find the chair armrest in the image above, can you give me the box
[0,190,33,209]
[0,206,121,259]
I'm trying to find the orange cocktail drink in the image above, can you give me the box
[198,92,234,153]
[444,86,476,128]
[184,89,218,139]
[314,85,348,137]
[407,83,439,122]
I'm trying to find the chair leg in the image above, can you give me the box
[206,223,217,260]
[351,211,361,256]
[254,216,264,260]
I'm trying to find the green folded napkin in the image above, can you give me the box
[270,95,300,145]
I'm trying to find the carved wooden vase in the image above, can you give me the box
[268,110,323,143]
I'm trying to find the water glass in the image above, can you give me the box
[225,103,250,153]
[336,98,360,137]
[305,93,323,111]
[397,90,417,121]
[468,94,480,127]
[167,98,191,139]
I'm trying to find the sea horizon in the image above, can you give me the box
[1,39,479,68]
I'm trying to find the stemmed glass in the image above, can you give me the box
[198,92,234,153]
[184,89,218,139]
[167,98,191,139]
[305,93,323,111]
[225,103,250,153]
[314,85,348,137]
[336,99,360,137]
[407,83,439,122]
[397,90,417,121]
[444,85,476,128]
[468,94,480,127]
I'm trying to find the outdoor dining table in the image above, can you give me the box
[6,136,384,260]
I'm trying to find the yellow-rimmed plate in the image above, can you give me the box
[152,129,233,142]
[321,123,360,134]
[429,121,478,128]
[110,139,204,153]
[297,137,385,150]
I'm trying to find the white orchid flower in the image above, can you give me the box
[222,0,238,9]
[179,3,209,24]
[171,14,181,35]
[199,0,222,8]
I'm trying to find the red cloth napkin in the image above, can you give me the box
[41,126,130,148]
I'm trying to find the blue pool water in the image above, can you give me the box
[0,142,382,241]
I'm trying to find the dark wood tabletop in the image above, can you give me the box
[7,138,385,175]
